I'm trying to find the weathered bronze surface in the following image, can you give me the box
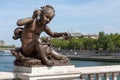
[11,5,69,66]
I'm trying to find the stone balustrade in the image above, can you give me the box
[0,65,120,80]
[76,65,120,80]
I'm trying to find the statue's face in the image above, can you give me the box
[41,9,55,24]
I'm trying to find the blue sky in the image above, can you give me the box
[0,0,120,46]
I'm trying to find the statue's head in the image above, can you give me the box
[40,5,55,24]
[33,5,55,24]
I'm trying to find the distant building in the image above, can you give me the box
[82,34,99,39]
[70,32,83,39]
[70,32,98,39]
[0,40,6,46]
[48,32,99,40]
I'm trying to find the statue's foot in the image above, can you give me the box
[59,56,69,64]
[62,56,69,61]
[45,60,54,66]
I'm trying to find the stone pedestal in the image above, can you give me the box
[14,65,80,80]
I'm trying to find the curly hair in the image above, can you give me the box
[41,5,55,14]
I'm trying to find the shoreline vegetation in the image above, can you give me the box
[0,45,15,48]
[0,45,15,53]
[49,32,120,53]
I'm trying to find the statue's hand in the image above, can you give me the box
[32,9,41,20]
[62,32,71,40]
[62,32,68,36]
[62,32,68,38]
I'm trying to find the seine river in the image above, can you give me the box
[0,52,120,72]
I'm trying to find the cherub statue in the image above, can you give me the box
[11,5,69,66]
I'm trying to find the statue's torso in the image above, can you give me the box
[21,20,45,47]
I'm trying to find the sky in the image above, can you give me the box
[0,0,120,46]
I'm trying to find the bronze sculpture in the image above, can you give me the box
[11,5,69,66]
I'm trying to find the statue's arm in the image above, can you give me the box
[44,26,68,38]
[16,17,33,26]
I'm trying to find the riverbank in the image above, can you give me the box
[58,50,120,62]
[67,55,120,62]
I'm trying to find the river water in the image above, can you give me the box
[0,52,120,72]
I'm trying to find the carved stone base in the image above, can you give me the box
[14,65,80,80]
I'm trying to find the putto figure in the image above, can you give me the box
[11,5,69,66]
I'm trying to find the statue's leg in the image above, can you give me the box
[23,39,54,66]
[35,43,54,66]
[48,49,69,65]
[22,41,36,57]
[50,49,68,60]
[21,41,43,66]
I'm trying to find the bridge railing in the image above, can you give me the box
[0,65,120,80]
[76,65,120,80]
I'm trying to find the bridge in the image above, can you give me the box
[0,65,120,80]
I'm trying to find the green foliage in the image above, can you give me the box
[0,45,15,48]
[51,38,69,49]
[44,32,120,52]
